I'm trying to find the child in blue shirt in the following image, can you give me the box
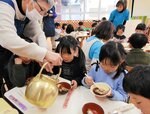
[82,41,128,102]
[82,21,114,71]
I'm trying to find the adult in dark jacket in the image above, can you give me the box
[43,6,57,50]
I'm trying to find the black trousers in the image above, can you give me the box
[0,46,13,97]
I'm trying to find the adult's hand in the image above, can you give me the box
[43,51,62,72]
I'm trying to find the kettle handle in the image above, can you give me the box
[38,62,48,79]
[38,62,62,80]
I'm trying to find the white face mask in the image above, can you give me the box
[26,5,43,21]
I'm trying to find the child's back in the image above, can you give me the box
[125,33,150,67]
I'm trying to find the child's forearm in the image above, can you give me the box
[109,89,128,102]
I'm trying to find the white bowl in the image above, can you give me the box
[90,82,111,98]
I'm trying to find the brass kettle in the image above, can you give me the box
[25,62,61,108]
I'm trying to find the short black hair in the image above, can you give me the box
[78,21,84,26]
[116,24,125,32]
[135,23,146,31]
[91,22,97,28]
[56,35,79,54]
[123,65,150,99]
[101,17,107,21]
[94,21,114,40]
[116,1,124,7]
[62,23,67,30]
[66,24,74,34]
[99,41,126,79]
[55,22,60,27]
[128,33,148,48]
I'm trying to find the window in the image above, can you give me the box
[55,0,118,20]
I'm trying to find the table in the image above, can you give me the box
[75,31,90,47]
[0,98,19,114]
[4,78,141,114]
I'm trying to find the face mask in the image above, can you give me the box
[26,5,43,21]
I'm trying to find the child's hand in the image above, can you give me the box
[85,76,94,86]
[106,89,113,98]
[71,80,77,89]
[15,58,22,64]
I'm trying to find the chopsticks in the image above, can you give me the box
[84,73,96,84]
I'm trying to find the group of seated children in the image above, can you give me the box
[5,19,150,114]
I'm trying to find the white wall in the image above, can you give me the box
[133,0,150,18]
[124,19,142,38]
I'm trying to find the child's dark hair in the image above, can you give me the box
[66,24,74,34]
[116,24,125,32]
[123,65,150,99]
[99,41,126,79]
[62,23,67,30]
[55,22,60,27]
[56,35,85,65]
[135,23,146,31]
[94,21,114,40]
[56,35,78,54]
[101,17,107,21]
[78,21,84,26]
[128,33,148,48]
[91,22,97,28]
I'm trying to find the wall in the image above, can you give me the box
[133,0,150,18]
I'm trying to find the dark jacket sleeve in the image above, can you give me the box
[74,47,87,86]
[74,64,86,86]
[7,56,27,87]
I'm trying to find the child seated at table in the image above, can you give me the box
[113,24,126,43]
[75,21,85,31]
[7,38,48,87]
[123,65,150,114]
[54,22,62,40]
[125,33,150,67]
[53,36,86,89]
[82,41,128,102]
[135,23,146,34]
[61,23,67,34]
[64,24,76,38]
[82,21,114,71]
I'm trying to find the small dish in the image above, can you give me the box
[90,82,111,97]
[82,102,104,114]
[57,82,71,95]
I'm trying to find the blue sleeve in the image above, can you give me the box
[125,9,129,20]
[109,10,115,22]
[109,74,128,102]
[52,7,57,18]
[89,41,103,60]
[49,6,57,18]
